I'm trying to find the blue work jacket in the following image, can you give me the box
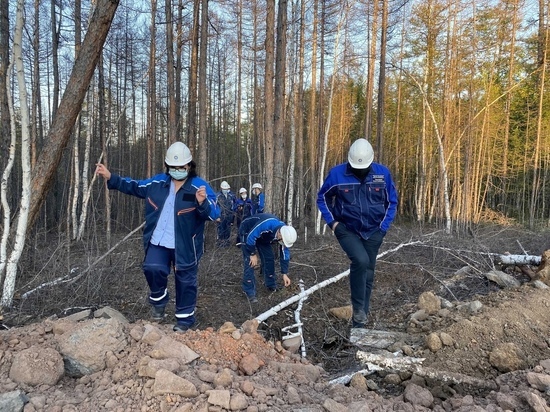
[317,162,398,239]
[108,173,220,269]
[239,213,291,274]
[251,192,265,215]
[234,197,253,218]
[217,191,236,220]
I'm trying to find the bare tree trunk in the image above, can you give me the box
[264,0,275,213]
[273,0,287,218]
[287,0,298,224]
[0,0,9,171]
[175,0,183,140]
[166,0,177,144]
[308,0,318,229]
[295,0,306,225]
[0,58,14,283]
[375,0,388,161]
[252,0,263,183]
[236,0,243,174]
[364,0,378,140]
[25,0,119,233]
[51,0,60,118]
[2,0,32,306]
[147,0,157,177]
[198,0,208,176]
[76,85,95,241]
[529,23,548,228]
[30,0,40,169]
[187,0,200,149]
[317,2,348,234]
[98,55,111,248]
[70,0,83,240]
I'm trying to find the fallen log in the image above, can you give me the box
[492,253,541,266]
[355,351,498,391]
[349,328,417,349]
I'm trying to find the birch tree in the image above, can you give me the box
[1,0,32,306]
[0,0,7,171]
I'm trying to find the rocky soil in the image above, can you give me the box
[0,223,549,411]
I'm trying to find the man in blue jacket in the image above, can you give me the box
[317,138,398,329]
[216,180,236,247]
[251,183,265,215]
[237,213,297,302]
[95,142,220,332]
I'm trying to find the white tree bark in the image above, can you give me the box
[71,116,81,239]
[0,59,16,282]
[2,0,32,307]
[76,90,95,241]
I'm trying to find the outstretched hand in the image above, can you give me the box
[95,163,111,180]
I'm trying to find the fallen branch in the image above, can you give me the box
[356,351,498,390]
[21,222,145,300]
[416,244,542,266]
[330,351,499,390]
[254,240,422,323]
[492,253,541,266]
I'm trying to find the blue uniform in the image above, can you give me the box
[317,162,398,327]
[216,190,236,246]
[251,192,265,215]
[234,197,253,228]
[108,173,219,327]
[238,213,291,299]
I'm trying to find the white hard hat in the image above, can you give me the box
[221,181,230,189]
[280,225,297,248]
[239,187,247,194]
[252,183,262,190]
[165,142,192,166]
[348,139,374,169]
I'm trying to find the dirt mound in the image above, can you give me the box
[1,224,549,411]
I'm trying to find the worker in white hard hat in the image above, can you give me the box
[236,213,297,302]
[251,183,265,215]
[233,187,253,231]
[95,142,220,333]
[215,181,236,247]
[316,138,398,330]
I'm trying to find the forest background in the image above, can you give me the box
[0,0,549,308]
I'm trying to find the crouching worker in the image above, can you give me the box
[95,142,220,332]
[237,213,297,302]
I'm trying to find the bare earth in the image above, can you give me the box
[1,223,549,411]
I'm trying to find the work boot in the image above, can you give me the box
[247,295,258,303]
[151,305,166,321]
[173,322,190,333]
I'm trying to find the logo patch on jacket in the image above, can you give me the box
[372,175,385,183]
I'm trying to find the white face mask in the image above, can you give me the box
[222,189,229,195]
[241,194,247,199]
[169,169,188,181]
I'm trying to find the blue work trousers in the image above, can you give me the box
[242,242,277,298]
[334,225,385,326]
[143,243,197,327]
[217,216,233,242]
